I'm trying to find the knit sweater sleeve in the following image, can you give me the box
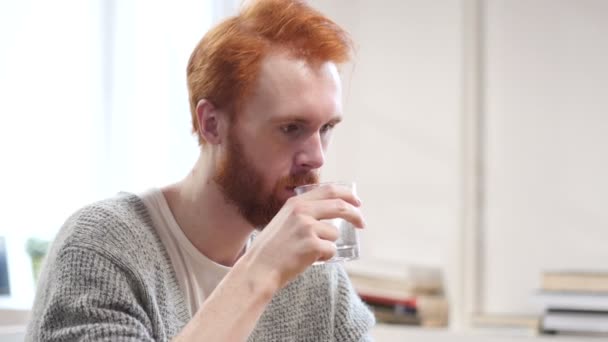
[333,265,376,341]
[27,245,155,342]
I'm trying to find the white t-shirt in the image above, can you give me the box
[139,188,235,316]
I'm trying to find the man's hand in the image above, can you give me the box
[174,185,365,342]
[240,184,366,292]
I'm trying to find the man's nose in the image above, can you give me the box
[295,132,325,172]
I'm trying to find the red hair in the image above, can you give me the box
[186,0,354,144]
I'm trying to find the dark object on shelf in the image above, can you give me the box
[368,303,421,325]
[0,237,9,295]
[541,309,608,336]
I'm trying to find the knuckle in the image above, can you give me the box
[329,225,340,240]
[313,240,324,254]
[334,199,348,212]
[291,203,308,215]
[325,230,339,242]
[297,218,316,235]
[304,219,317,232]
[325,185,340,198]
[320,241,337,257]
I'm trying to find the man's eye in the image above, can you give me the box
[320,123,335,133]
[281,123,301,135]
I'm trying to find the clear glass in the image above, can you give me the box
[294,182,360,264]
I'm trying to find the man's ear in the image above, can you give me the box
[195,99,223,145]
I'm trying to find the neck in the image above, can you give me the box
[162,153,254,267]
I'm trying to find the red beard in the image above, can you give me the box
[213,131,319,227]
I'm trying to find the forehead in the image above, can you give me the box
[240,53,343,124]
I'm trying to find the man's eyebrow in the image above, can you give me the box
[270,115,310,124]
[270,114,343,125]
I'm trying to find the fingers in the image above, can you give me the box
[299,221,339,263]
[297,199,365,229]
[295,184,361,208]
[322,199,365,228]
[315,221,340,242]
[315,239,337,262]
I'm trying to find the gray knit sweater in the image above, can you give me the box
[26,193,375,341]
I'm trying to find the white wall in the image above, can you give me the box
[483,0,608,314]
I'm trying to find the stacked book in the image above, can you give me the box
[536,271,608,336]
[345,260,448,327]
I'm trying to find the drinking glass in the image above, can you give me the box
[294,182,360,264]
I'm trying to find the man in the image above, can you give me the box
[26,0,375,340]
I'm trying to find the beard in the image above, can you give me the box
[213,130,319,228]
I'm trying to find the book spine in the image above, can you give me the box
[358,293,417,308]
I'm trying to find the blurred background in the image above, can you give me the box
[1,0,607,340]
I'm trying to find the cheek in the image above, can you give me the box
[245,150,284,187]
[242,131,297,186]
[254,142,296,175]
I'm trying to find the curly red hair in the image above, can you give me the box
[186,0,354,144]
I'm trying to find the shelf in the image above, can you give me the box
[371,324,605,341]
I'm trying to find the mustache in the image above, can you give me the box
[276,172,320,189]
